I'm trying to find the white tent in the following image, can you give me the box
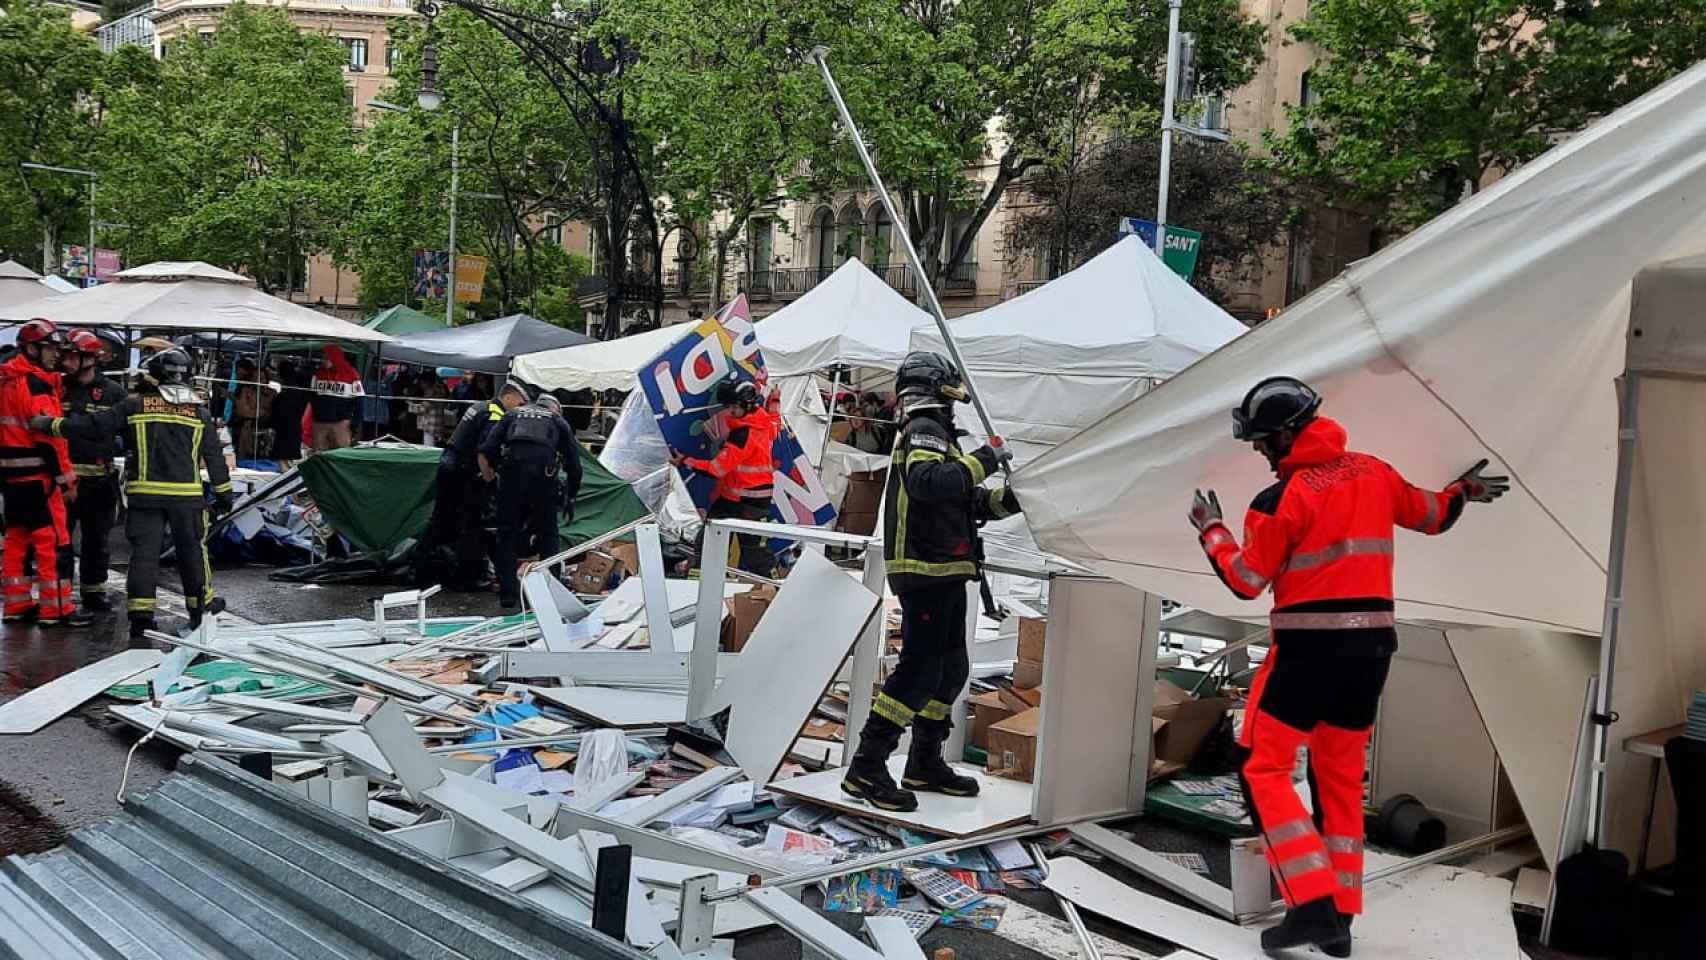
[0,259,73,309]
[912,234,1249,462]
[0,261,392,343]
[1012,61,1706,864]
[755,259,932,377]
[514,321,692,392]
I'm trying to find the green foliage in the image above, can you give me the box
[99,2,359,291]
[1269,0,1706,229]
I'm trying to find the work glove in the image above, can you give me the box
[1189,489,1223,533]
[1454,459,1510,503]
[26,415,52,433]
[988,435,1014,468]
[210,493,235,519]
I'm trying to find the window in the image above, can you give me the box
[387,42,400,71]
[1299,69,1319,110]
[811,207,835,277]
[835,202,861,267]
[341,37,369,72]
[748,218,774,278]
[545,216,564,245]
[863,203,891,267]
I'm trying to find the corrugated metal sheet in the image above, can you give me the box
[0,754,647,960]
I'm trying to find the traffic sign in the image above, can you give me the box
[1119,216,1203,280]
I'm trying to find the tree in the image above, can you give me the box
[1006,137,1297,311]
[803,0,1264,294]
[0,0,151,272]
[1268,0,1706,230]
[99,3,360,293]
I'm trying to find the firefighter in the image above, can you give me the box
[0,319,78,626]
[1188,376,1508,955]
[842,352,1020,812]
[60,329,127,614]
[672,379,778,577]
[41,347,234,638]
[479,392,582,609]
[415,380,525,590]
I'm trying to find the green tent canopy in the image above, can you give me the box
[297,445,648,555]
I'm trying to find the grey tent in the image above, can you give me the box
[382,313,593,375]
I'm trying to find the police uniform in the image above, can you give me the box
[52,379,232,630]
[479,402,582,604]
[62,371,127,607]
[417,399,504,589]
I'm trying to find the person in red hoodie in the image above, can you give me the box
[309,345,362,451]
[673,379,779,576]
[0,319,82,626]
[1188,377,1508,956]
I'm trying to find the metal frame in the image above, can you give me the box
[372,585,442,636]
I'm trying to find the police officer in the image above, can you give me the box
[0,319,77,625]
[842,352,1021,812]
[1189,377,1507,955]
[415,380,526,590]
[60,329,127,614]
[42,347,234,638]
[674,379,778,576]
[480,391,582,609]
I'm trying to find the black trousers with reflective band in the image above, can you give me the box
[421,465,491,588]
[126,503,211,624]
[866,581,970,735]
[69,473,120,597]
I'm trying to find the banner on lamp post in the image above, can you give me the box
[61,245,121,286]
[453,254,488,303]
[413,249,448,300]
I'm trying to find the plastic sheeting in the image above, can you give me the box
[1013,61,1706,636]
[383,313,593,375]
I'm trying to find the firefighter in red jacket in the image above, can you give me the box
[1189,377,1507,956]
[674,379,779,576]
[0,319,82,626]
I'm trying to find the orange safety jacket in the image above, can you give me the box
[684,407,778,502]
[0,354,71,488]
[1198,417,1467,656]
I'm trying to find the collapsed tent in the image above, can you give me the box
[383,313,594,375]
[912,235,1249,462]
[0,262,392,343]
[297,444,649,555]
[1013,60,1706,862]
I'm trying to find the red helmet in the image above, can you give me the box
[16,318,64,346]
[67,329,104,357]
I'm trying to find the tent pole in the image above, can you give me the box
[819,366,841,465]
[808,48,1005,470]
[1587,372,1639,848]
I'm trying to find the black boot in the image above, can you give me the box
[1319,913,1354,958]
[81,592,113,612]
[1261,898,1349,955]
[903,719,980,797]
[841,722,918,812]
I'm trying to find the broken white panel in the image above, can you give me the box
[1354,853,1522,959]
[388,818,506,860]
[532,685,688,728]
[766,757,1030,840]
[0,649,162,735]
[161,711,307,751]
[862,916,926,960]
[1042,858,1262,960]
[362,698,447,800]
[151,645,195,703]
[251,638,445,701]
[702,548,880,782]
[551,803,778,878]
[613,767,745,827]
[326,772,368,822]
[209,693,363,725]
[570,770,646,813]
[480,857,551,892]
[1068,822,1233,919]
[523,568,595,653]
[743,888,885,960]
[368,800,423,828]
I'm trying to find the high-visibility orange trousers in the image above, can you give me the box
[1239,647,1388,914]
[1,480,73,619]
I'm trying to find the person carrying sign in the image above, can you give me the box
[673,379,778,577]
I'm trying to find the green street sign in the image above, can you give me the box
[1119,217,1204,280]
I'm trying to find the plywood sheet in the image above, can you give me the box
[0,649,161,734]
[767,757,1032,839]
[1446,627,1597,871]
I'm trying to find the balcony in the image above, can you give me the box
[740,261,978,301]
[662,267,712,297]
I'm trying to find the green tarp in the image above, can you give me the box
[297,445,649,555]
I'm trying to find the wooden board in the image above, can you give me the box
[0,650,161,735]
[767,757,1033,839]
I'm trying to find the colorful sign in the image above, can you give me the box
[453,254,488,303]
[413,249,448,300]
[1118,216,1203,279]
[61,245,121,285]
[639,295,837,529]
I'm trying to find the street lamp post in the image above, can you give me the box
[1155,0,1183,259]
[369,86,460,326]
[20,162,97,283]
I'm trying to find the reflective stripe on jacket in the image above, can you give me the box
[1198,417,1466,655]
[0,354,70,485]
[882,414,1017,595]
[684,408,778,501]
[53,383,232,507]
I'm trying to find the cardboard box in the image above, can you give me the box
[838,510,879,536]
[724,584,777,652]
[1011,658,1043,690]
[986,708,1040,781]
[607,540,641,577]
[830,421,853,443]
[842,471,886,516]
[1148,680,1233,782]
[569,551,617,593]
[1018,617,1046,663]
[968,691,1018,750]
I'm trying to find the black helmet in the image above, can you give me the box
[1232,376,1321,441]
[146,347,193,385]
[715,379,761,408]
[895,351,967,402]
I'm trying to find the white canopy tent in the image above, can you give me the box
[513,321,691,392]
[0,262,392,344]
[1011,61,1706,866]
[755,259,932,377]
[0,260,74,308]
[912,234,1250,464]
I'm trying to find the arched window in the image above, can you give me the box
[835,202,862,269]
[811,207,835,277]
[863,203,892,267]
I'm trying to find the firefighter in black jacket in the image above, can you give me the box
[41,347,233,637]
[416,381,525,590]
[60,330,127,612]
[843,352,1021,812]
[480,392,583,609]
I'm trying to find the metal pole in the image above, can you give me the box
[87,177,96,286]
[818,366,841,465]
[1156,0,1183,258]
[447,118,460,328]
[1031,842,1103,960]
[1587,374,1639,847]
[806,48,1005,465]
